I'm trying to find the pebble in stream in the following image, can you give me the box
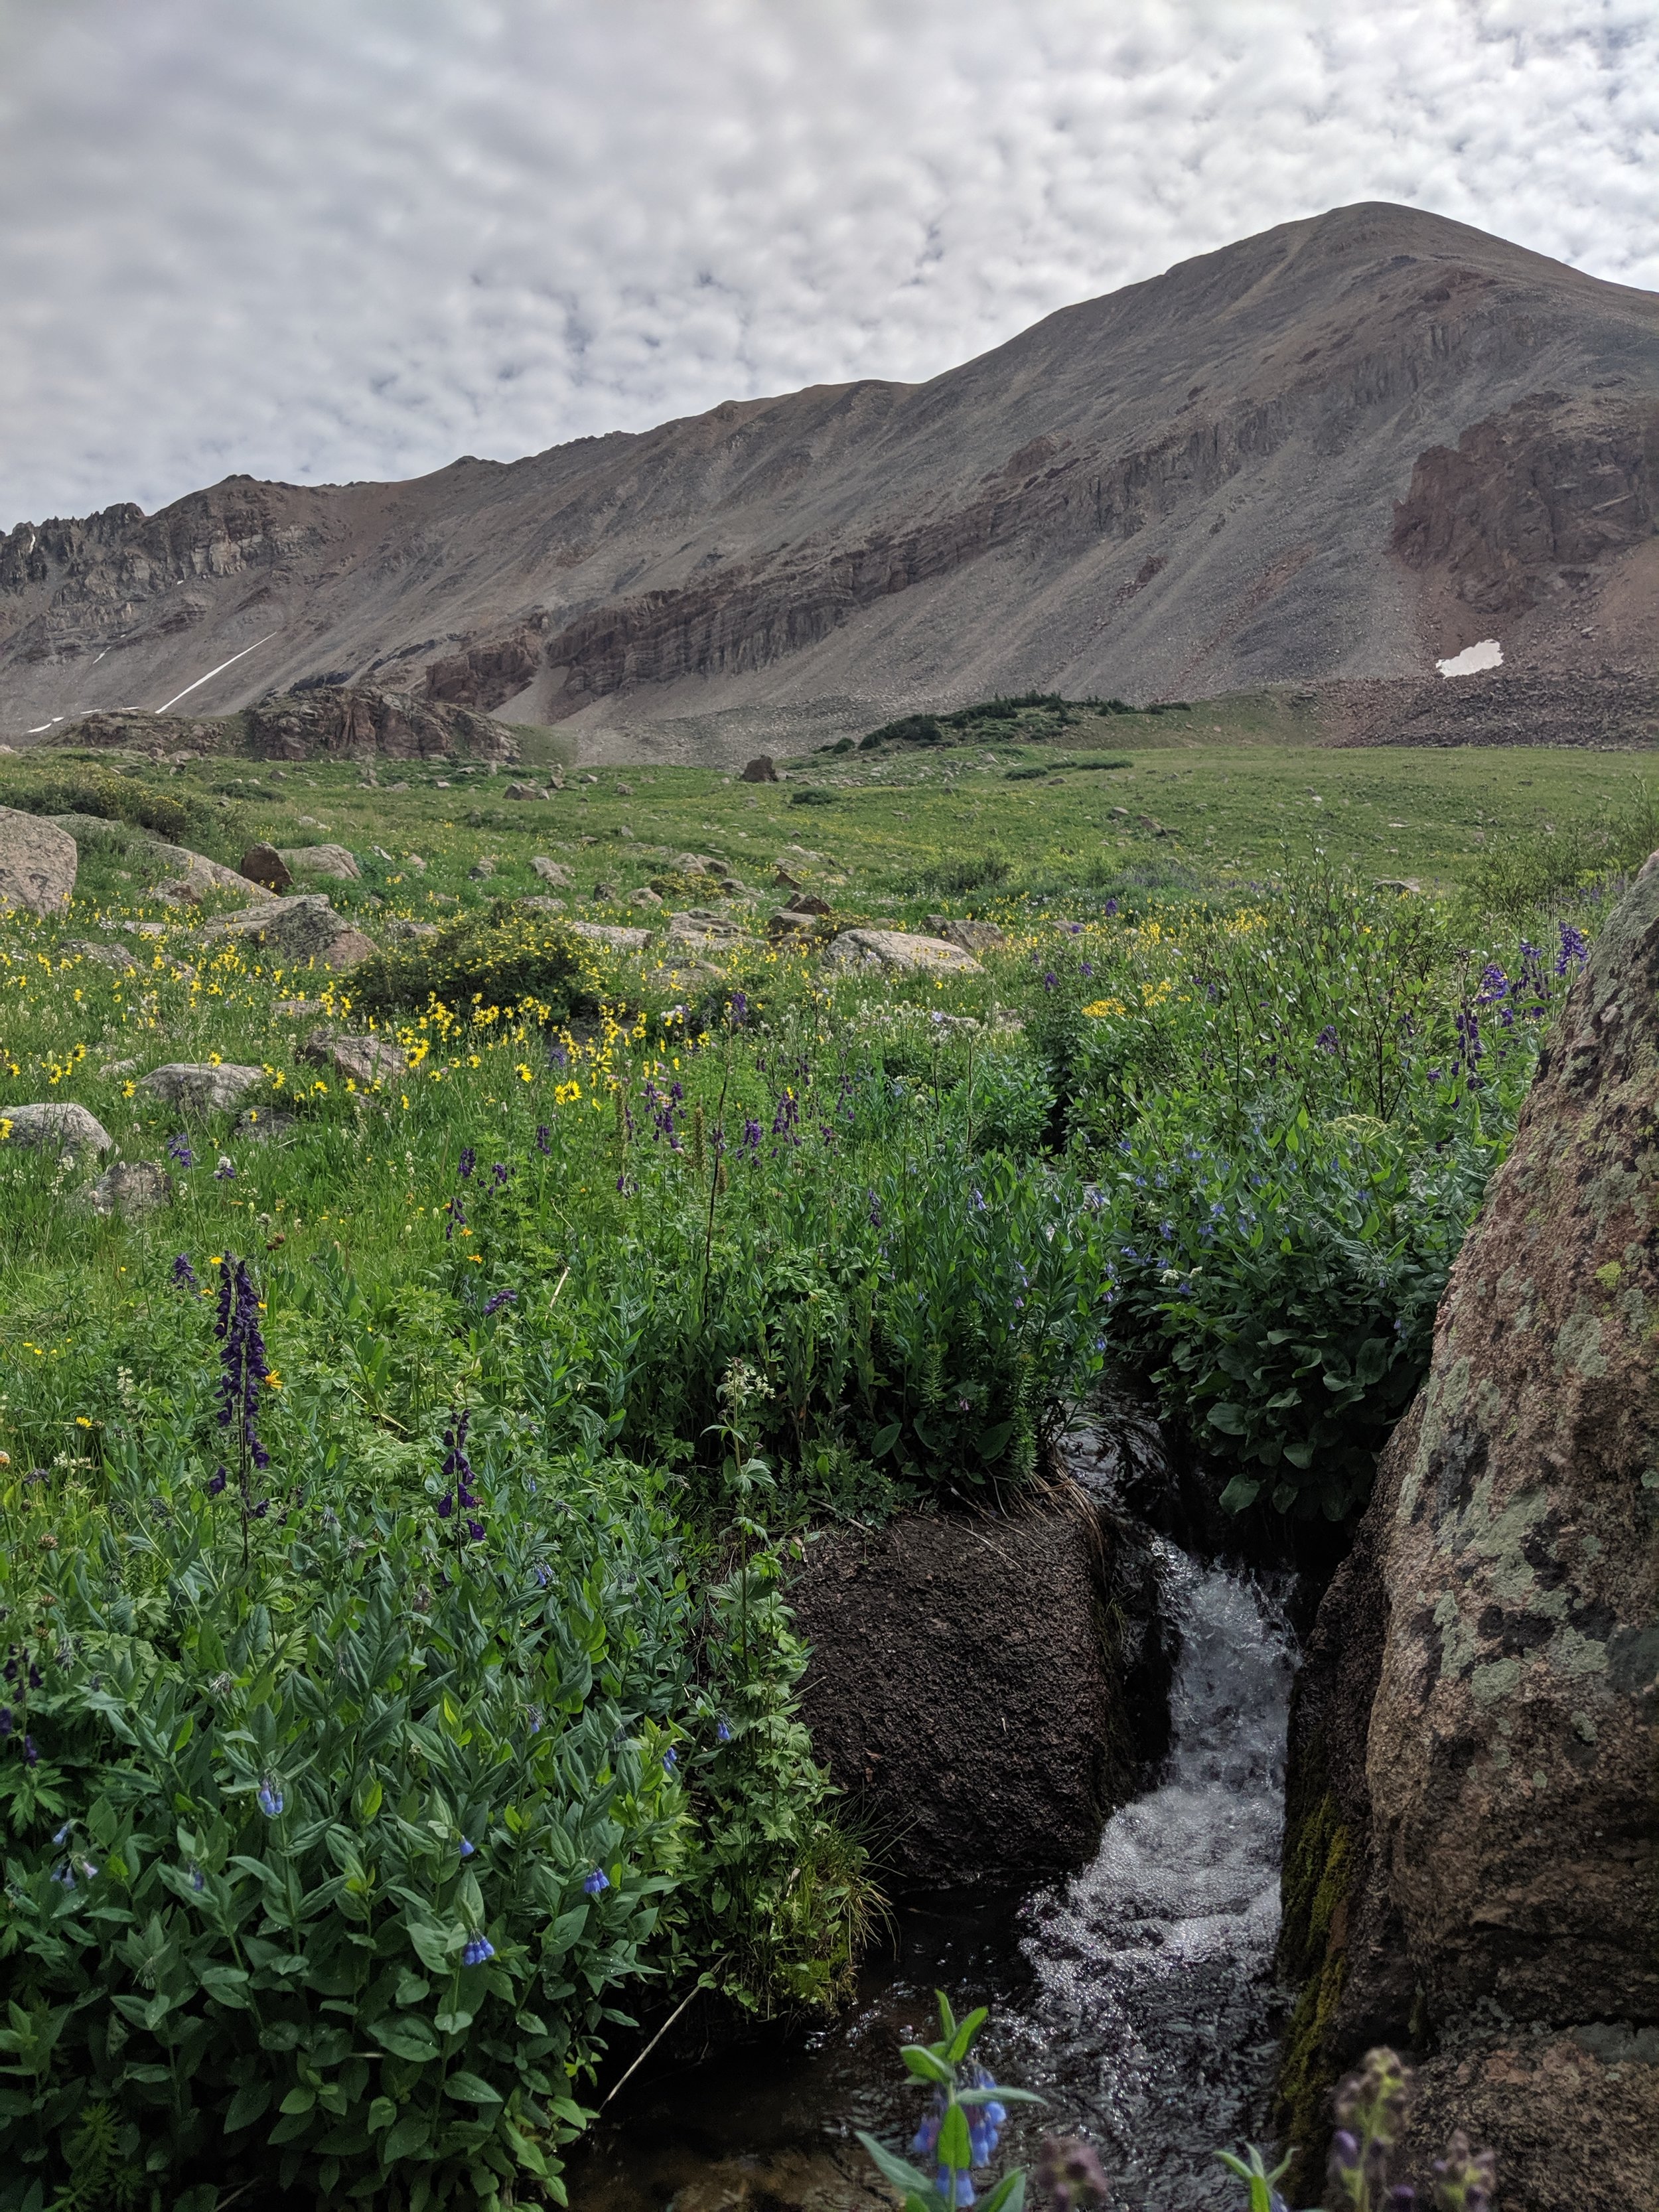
[567,1544,1296,2211]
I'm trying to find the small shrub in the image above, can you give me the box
[788,788,837,807]
[347,903,592,1021]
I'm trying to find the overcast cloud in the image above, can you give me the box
[1,0,1654,528]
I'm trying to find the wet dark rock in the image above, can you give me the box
[790,1489,1169,1893]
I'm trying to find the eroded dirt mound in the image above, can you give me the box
[790,1491,1168,1893]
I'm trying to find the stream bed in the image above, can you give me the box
[567,1546,1297,2211]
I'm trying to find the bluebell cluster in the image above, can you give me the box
[583,1868,609,1896]
[461,1933,495,1968]
[257,1777,284,1818]
[908,2067,1009,2205]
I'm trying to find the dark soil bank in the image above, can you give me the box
[789,1489,1171,1892]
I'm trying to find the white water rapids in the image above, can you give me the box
[568,1541,1298,2211]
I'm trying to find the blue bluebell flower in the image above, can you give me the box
[459,1837,476,1858]
[257,1778,284,1818]
[716,1717,733,1743]
[583,1868,610,1895]
[461,1933,494,1967]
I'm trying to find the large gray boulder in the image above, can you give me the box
[139,1063,267,1112]
[530,856,573,885]
[824,927,983,976]
[277,843,360,882]
[297,1028,406,1086]
[1,1102,113,1155]
[1277,851,1659,2207]
[563,919,652,953]
[204,893,374,971]
[0,808,76,917]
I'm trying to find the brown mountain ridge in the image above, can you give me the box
[3,201,1655,761]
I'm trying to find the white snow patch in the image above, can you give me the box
[1437,638,1502,677]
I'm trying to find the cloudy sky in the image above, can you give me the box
[1,0,1654,529]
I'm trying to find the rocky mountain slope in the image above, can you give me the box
[2,202,1654,761]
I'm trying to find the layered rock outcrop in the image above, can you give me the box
[1279,854,1659,2209]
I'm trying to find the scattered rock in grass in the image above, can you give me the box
[233,1108,298,1143]
[403,853,427,871]
[631,887,664,906]
[774,866,802,890]
[531,857,573,886]
[824,927,984,976]
[615,782,634,796]
[766,909,822,941]
[98,1057,139,1076]
[278,842,361,882]
[0,807,76,916]
[739,756,779,783]
[1,1102,113,1155]
[516,897,567,916]
[60,938,139,974]
[924,915,1006,954]
[504,782,549,800]
[591,881,618,901]
[204,893,375,970]
[563,919,652,952]
[124,921,167,938]
[468,857,496,881]
[139,1063,267,1112]
[240,842,293,891]
[157,879,200,905]
[670,851,721,876]
[786,892,832,917]
[84,1159,171,1218]
[297,1027,407,1086]
[668,909,755,952]
[384,919,440,942]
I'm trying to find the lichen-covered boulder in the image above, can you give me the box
[1277,854,1659,2208]
[297,1028,406,1086]
[1,1102,113,1156]
[1367,860,1659,2030]
[139,1064,267,1112]
[0,808,76,916]
[84,1160,172,1218]
[824,928,983,976]
[277,843,360,883]
[203,893,374,971]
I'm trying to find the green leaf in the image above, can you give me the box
[944,2006,987,2063]
[1206,1402,1246,1435]
[442,2069,504,2104]
[382,2114,431,2162]
[937,2104,972,2168]
[223,2080,271,2132]
[900,2044,954,2086]
[279,2086,317,2115]
[405,1919,457,1976]
[369,2013,440,2063]
[368,2097,398,2133]
[854,2131,938,2199]
[1218,1475,1261,1513]
[871,1422,902,1457]
[979,2175,1027,2212]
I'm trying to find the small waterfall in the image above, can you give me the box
[567,1540,1298,2210]
[1001,1545,1297,2205]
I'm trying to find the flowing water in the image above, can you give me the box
[567,1542,1297,2211]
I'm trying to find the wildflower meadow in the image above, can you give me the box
[0,733,1644,2209]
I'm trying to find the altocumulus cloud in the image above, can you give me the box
[1,0,1654,527]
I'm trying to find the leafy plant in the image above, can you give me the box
[346,902,592,1020]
